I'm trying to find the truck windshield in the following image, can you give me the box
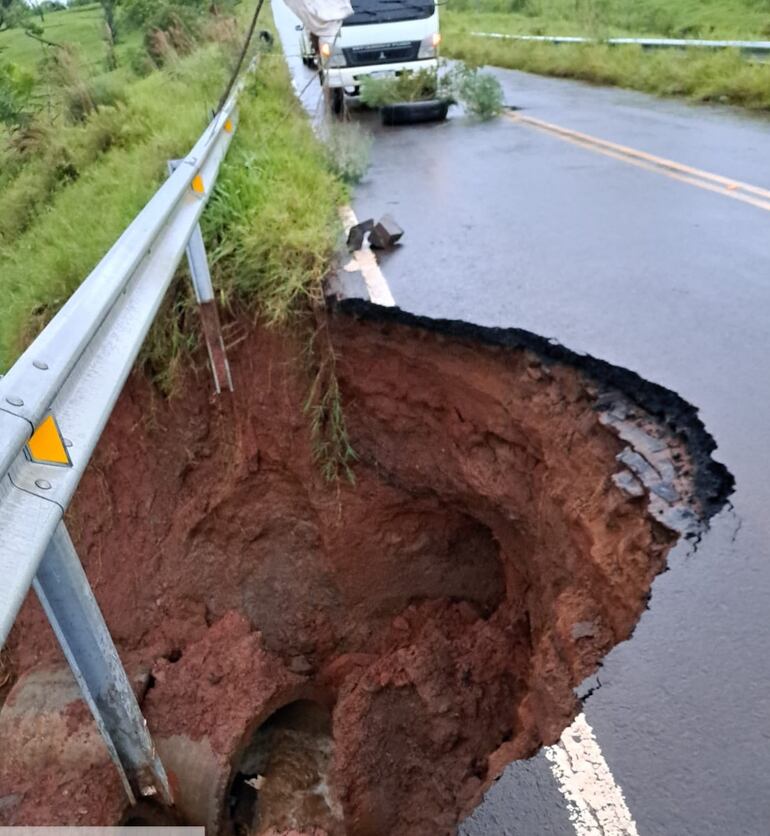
[345,0,435,26]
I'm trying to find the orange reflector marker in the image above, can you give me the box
[26,415,72,467]
[224,118,234,133]
[192,174,205,195]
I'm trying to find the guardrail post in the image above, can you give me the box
[168,160,234,395]
[33,522,173,806]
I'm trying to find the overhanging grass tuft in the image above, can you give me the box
[202,57,346,325]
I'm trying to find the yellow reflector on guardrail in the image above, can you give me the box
[26,415,72,467]
[192,175,205,195]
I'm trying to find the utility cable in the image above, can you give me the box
[216,0,266,114]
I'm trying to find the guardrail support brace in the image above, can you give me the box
[33,522,173,806]
[169,160,234,395]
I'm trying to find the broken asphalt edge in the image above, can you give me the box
[328,298,735,522]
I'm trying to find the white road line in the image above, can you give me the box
[338,206,396,307]
[545,713,640,836]
[275,1,395,307]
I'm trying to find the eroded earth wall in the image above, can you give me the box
[0,303,732,834]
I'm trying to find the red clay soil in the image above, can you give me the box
[0,665,128,825]
[1,305,700,834]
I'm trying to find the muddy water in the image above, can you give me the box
[231,703,344,836]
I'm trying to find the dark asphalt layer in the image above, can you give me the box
[273,8,770,833]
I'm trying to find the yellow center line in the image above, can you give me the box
[505,112,770,213]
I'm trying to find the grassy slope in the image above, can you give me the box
[444,0,770,39]
[0,4,141,79]
[443,0,770,110]
[0,16,344,372]
[0,4,145,224]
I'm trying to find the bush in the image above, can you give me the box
[127,46,157,76]
[90,74,128,108]
[0,100,151,244]
[0,60,35,129]
[40,46,98,123]
[450,64,505,119]
[144,6,201,64]
[121,0,170,28]
[201,13,242,54]
[322,121,372,184]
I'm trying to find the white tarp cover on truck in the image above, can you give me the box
[284,0,353,42]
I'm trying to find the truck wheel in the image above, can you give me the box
[331,87,345,116]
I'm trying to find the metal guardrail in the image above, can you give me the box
[471,31,770,57]
[0,61,251,807]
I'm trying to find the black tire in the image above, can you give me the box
[331,87,345,116]
[381,98,451,126]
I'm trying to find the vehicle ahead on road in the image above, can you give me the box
[298,0,441,112]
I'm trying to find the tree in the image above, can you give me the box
[0,0,29,32]
[100,0,119,69]
[100,0,118,43]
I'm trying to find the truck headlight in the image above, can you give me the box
[328,46,347,68]
[418,32,441,58]
[320,40,346,67]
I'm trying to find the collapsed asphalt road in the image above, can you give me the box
[0,9,764,833]
[272,5,770,833]
[0,303,731,834]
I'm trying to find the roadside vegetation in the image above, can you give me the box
[0,2,344,370]
[443,0,770,111]
[359,62,504,118]
[1,1,353,477]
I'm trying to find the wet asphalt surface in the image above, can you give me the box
[273,5,770,833]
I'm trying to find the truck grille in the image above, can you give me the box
[343,41,421,66]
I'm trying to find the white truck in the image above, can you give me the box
[297,0,441,113]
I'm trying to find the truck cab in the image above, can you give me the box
[299,0,441,110]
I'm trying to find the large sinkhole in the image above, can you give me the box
[0,302,732,833]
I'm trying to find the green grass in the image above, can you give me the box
[443,0,770,40]
[0,44,344,371]
[1,5,352,477]
[442,0,770,111]
[0,46,227,368]
[0,4,141,81]
[202,58,345,325]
